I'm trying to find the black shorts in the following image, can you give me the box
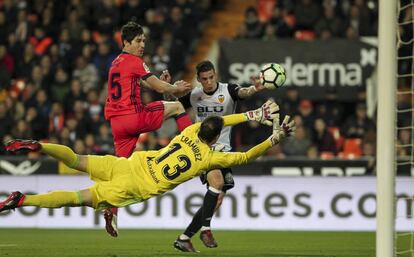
[199,168,235,192]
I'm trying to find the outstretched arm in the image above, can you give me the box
[143,75,192,96]
[209,114,296,169]
[237,76,265,99]
[222,100,279,127]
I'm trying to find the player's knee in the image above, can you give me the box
[174,101,186,115]
[207,171,224,191]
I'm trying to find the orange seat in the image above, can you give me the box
[320,151,334,160]
[340,138,362,159]
[294,30,316,40]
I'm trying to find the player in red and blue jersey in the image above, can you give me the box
[103,21,193,237]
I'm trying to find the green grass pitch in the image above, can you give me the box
[0,229,377,256]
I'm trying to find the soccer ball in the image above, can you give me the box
[259,63,286,89]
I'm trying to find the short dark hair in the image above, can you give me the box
[121,22,144,47]
[198,116,223,144]
[196,60,215,76]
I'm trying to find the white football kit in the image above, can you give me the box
[180,82,241,152]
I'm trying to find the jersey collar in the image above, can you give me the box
[203,82,219,96]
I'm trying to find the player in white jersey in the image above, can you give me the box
[174,61,267,252]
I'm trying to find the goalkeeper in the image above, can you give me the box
[0,101,295,225]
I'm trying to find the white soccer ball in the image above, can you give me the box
[259,63,286,90]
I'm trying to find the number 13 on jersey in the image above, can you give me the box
[155,143,192,180]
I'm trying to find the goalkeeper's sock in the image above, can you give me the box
[23,191,82,208]
[201,187,220,227]
[183,207,203,238]
[175,112,192,132]
[41,143,80,169]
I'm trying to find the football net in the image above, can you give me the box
[395,0,414,255]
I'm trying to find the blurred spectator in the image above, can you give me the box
[25,106,48,140]
[72,55,99,92]
[31,89,51,122]
[51,67,70,102]
[93,42,116,79]
[281,125,312,156]
[64,79,86,113]
[397,129,412,157]
[268,6,293,37]
[307,145,319,159]
[93,0,120,36]
[15,43,37,79]
[244,7,263,38]
[294,0,321,31]
[29,26,53,56]
[152,45,169,75]
[0,11,8,44]
[0,45,13,88]
[62,10,86,41]
[311,118,337,154]
[341,103,376,139]
[298,99,316,128]
[262,24,277,41]
[280,86,300,117]
[121,0,149,25]
[315,4,344,38]
[12,120,32,139]
[15,9,30,43]
[144,9,164,45]
[49,103,65,136]
[73,138,86,155]
[69,99,91,138]
[95,123,114,154]
[143,132,163,150]
[85,133,99,154]
[86,89,103,134]
[0,102,12,140]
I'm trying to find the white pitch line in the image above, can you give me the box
[0,244,17,247]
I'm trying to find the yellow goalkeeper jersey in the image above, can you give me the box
[127,113,273,200]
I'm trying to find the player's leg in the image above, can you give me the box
[162,101,192,131]
[0,189,92,213]
[176,169,223,250]
[198,169,223,248]
[5,140,87,172]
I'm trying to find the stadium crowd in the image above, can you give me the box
[0,0,216,155]
[0,0,411,160]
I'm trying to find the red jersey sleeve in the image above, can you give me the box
[132,57,153,80]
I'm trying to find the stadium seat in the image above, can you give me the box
[320,151,334,160]
[338,138,362,159]
[294,30,316,40]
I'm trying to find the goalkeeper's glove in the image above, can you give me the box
[245,100,279,126]
[269,114,296,145]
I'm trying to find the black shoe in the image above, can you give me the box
[0,191,25,213]
[173,237,198,252]
[5,139,42,153]
[200,230,218,248]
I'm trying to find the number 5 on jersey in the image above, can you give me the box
[110,72,121,100]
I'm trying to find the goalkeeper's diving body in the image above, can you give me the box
[0,101,295,216]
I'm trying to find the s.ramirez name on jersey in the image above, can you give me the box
[180,135,202,161]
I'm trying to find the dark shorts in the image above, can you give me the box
[110,101,164,157]
[200,168,235,192]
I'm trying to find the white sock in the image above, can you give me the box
[201,226,211,231]
[179,234,190,240]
